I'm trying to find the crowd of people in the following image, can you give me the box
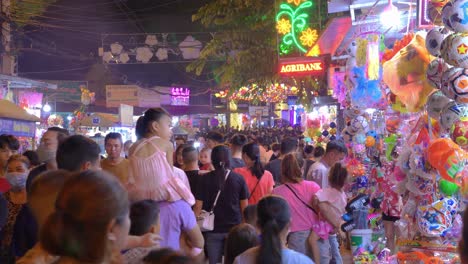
[0,107,467,264]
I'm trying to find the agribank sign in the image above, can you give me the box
[279,57,326,76]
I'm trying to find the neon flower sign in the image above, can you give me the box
[171,87,190,106]
[276,0,318,56]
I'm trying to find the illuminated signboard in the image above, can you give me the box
[417,0,434,29]
[171,87,190,106]
[276,0,319,56]
[279,58,325,76]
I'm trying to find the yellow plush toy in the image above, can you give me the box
[383,32,435,112]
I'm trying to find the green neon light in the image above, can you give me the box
[276,1,313,54]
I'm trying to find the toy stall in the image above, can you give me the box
[332,1,468,261]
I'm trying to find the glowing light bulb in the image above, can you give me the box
[43,103,51,112]
[380,1,400,28]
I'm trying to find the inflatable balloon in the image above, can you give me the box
[439,101,468,132]
[426,90,453,119]
[450,117,468,149]
[445,33,468,68]
[426,58,451,89]
[450,0,468,33]
[425,27,451,57]
[441,67,464,97]
[355,133,366,144]
[439,179,459,196]
[427,138,468,183]
[442,1,455,31]
[441,33,457,66]
[416,197,458,237]
[365,136,376,147]
[385,116,400,133]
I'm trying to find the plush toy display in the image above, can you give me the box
[383,33,435,112]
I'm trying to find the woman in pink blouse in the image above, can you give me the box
[272,153,320,260]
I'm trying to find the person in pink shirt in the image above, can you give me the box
[234,143,274,205]
[309,163,348,264]
[272,153,320,260]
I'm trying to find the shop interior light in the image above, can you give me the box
[67,115,72,121]
[380,0,400,28]
[43,103,51,112]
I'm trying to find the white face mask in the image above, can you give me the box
[36,144,56,163]
[6,172,28,191]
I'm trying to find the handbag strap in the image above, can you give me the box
[249,174,263,199]
[284,184,318,215]
[210,170,230,212]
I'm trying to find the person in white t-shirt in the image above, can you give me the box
[306,140,347,189]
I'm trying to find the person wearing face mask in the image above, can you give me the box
[0,134,20,192]
[25,127,68,193]
[0,155,30,263]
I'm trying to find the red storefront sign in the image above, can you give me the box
[279,58,326,76]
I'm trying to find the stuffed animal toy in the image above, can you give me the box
[383,32,436,112]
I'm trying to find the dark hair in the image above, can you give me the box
[135,108,171,140]
[175,136,186,142]
[212,145,232,189]
[182,146,198,164]
[280,137,298,155]
[104,132,123,145]
[22,150,40,167]
[243,204,257,226]
[56,135,101,172]
[41,170,129,263]
[256,196,291,264]
[7,154,30,169]
[280,153,302,184]
[224,223,259,264]
[129,200,160,236]
[314,146,325,158]
[206,131,224,144]
[242,143,265,179]
[47,127,70,145]
[304,145,314,155]
[143,248,193,264]
[329,163,348,190]
[325,140,348,155]
[271,143,281,152]
[230,134,248,147]
[0,134,19,151]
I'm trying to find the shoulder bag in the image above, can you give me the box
[197,170,231,232]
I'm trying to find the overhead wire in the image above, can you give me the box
[19,64,94,74]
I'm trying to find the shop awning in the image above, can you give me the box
[309,17,352,56]
[77,113,119,127]
[0,99,40,122]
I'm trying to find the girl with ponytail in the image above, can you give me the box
[128,108,195,204]
[194,146,249,264]
[233,196,313,264]
[234,143,274,205]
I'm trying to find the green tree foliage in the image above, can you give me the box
[188,0,330,106]
[187,0,278,91]
[9,0,57,27]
